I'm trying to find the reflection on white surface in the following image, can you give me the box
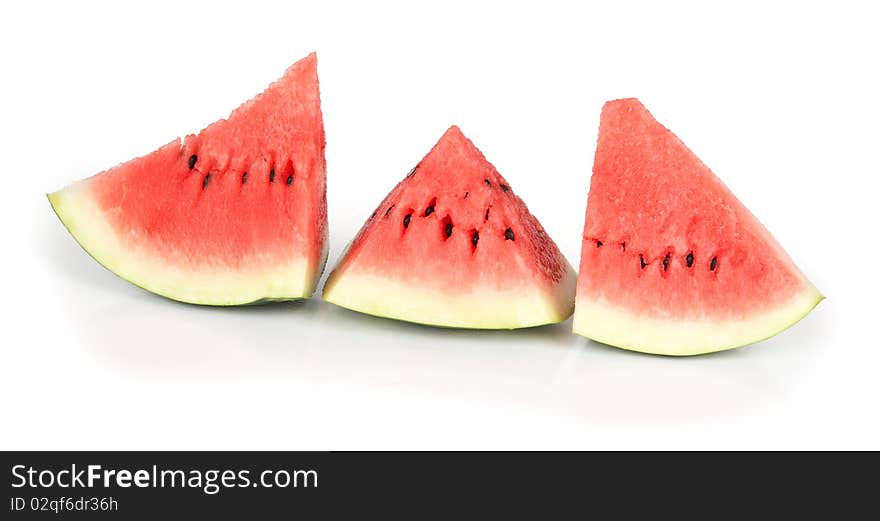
[15,186,844,450]
[72,262,828,425]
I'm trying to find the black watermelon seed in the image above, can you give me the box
[472,231,480,247]
[485,208,490,221]
[286,174,294,185]
[445,223,453,238]
[621,242,626,251]
[424,206,434,217]
[269,169,276,182]
[662,253,671,271]
[500,184,510,192]
[484,179,491,187]
[403,214,412,228]
[188,154,197,170]
[640,255,646,269]
[464,191,469,198]
[202,173,211,189]
[710,257,718,271]
[406,165,417,178]
[241,172,248,184]
[385,205,395,218]
[596,240,603,248]
[686,252,694,267]
[505,228,515,241]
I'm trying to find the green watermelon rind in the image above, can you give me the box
[323,266,578,330]
[47,185,327,306]
[572,288,824,356]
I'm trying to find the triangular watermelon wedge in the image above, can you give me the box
[48,53,328,305]
[574,98,823,355]
[323,126,577,329]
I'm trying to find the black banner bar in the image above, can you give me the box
[2,452,874,518]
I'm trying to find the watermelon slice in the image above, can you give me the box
[574,98,823,355]
[48,53,327,305]
[323,126,576,329]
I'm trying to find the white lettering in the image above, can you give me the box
[10,465,26,487]
[134,469,150,487]
[87,465,102,487]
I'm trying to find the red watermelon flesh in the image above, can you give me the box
[48,53,327,305]
[573,98,822,355]
[323,126,576,329]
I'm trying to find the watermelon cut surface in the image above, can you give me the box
[573,99,822,355]
[323,126,576,329]
[48,53,327,305]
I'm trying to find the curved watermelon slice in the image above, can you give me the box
[323,126,576,329]
[48,53,327,305]
[573,98,822,355]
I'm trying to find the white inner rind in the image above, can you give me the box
[48,182,324,305]
[572,286,823,355]
[323,267,577,330]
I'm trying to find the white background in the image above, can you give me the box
[1,1,877,449]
